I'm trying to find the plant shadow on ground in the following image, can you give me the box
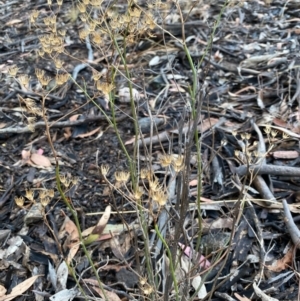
[1,0,300,300]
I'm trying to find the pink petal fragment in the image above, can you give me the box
[178,242,211,269]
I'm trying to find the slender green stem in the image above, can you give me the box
[55,164,109,301]
[111,36,139,188]
[70,76,136,186]
[154,223,179,301]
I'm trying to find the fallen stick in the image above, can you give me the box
[282,199,300,247]
[235,164,300,177]
[0,115,126,134]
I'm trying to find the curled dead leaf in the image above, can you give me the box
[30,153,52,167]
[59,216,80,264]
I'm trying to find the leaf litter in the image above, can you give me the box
[1,0,300,300]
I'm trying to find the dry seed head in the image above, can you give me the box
[240,133,246,140]
[92,70,102,81]
[52,36,63,46]
[107,9,116,18]
[39,190,48,199]
[221,139,227,146]
[126,34,135,43]
[72,177,79,185]
[117,15,125,25]
[49,25,56,34]
[96,81,114,94]
[43,45,52,54]
[91,32,102,44]
[60,174,67,184]
[54,58,63,69]
[149,178,161,192]
[27,123,35,132]
[56,73,69,85]
[15,196,24,207]
[57,0,63,6]
[48,189,55,198]
[123,14,131,24]
[30,107,43,116]
[159,154,173,167]
[144,14,156,30]
[171,154,184,172]
[79,28,89,40]
[27,117,36,130]
[49,24,56,34]
[282,132,290,139]
[139,277,147,286]
[140,168,150,180]
[90,0,103,5]
[21,97,35,111]
[39,35,47,44]
[132,186,144,201]
[232,130,237,137]
[58,29,66,36]
[35,69,45,80]
[100,164,110,177]
[31,10,39,19]
[82,0,89,5]
[271,130,278,138]
[49,15,56,25]
[142,284,153,295]
[25,189,35,202]
[172,154,184,166]
[43,17,51,26]
[245,133,251,140]
[129,8,141,18]
[8,66,18,77]
[54,44,64,53]
[30,10,39,23]
[40,75,52,87]
[38,49,45,57]
[110,17,119,31]
[47,0,52,5]
[152,190,167,206]
[264,125,271,135]
[63,178,72,188]
[77,2,87,13]
[115,171,130,183]
[88,20,97,31]
[79,14,87,22]
[18,74,30,87]
[40,196,51,207]
[68,6,79,22]
[131,16,140,25]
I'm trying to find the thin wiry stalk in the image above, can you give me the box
[70,76,137,187]
[155,223,180,301]
[54,165,109,301]
[111,35,139,186]
[40,88,109,301]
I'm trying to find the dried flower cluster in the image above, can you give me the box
[15,188,55,208]
[159,153,185,172]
